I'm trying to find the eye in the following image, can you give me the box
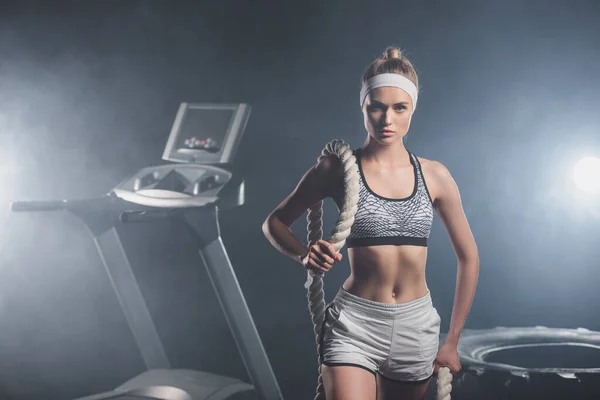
[394,105,407,111]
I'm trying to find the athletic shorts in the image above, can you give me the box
[319,288,441,382]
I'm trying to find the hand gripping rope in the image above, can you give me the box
[303,140,452,400]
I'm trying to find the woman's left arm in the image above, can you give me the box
[430,161,480,347]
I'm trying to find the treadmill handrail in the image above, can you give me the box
[10,195,111,213]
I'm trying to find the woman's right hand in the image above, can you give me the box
[301,239,343,273]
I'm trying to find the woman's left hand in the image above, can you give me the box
[433,342,461,376]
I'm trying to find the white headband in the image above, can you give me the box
[359,73,418,111]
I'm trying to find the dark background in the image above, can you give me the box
[0,1,599,399]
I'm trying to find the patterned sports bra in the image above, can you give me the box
[346,148,434,248]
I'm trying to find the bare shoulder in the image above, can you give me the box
[269,154,344,227]
[417,156,452,179]
[315,154,345,203]
[416,156,455,204]
[315,154,344,178]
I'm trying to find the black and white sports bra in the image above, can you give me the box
[346,148,434,248]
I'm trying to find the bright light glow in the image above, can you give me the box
[573,156,600,194]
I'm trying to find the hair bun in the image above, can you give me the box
[383,47,401,60]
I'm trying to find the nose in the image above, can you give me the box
[383,109,392,126]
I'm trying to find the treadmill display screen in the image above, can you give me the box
[175,108,232,153]
[162,103,251,165]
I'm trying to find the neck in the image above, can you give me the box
[360,139,409,166]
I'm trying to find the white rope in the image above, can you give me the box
[437,366,453,400]
[304,139,452,400]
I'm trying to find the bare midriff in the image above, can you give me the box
[344,245,430,304]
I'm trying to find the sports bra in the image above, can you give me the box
[346,148,434,248]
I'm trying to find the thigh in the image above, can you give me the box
[376,374,431,400]
[321,364,377,400]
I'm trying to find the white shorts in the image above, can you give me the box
[320,288,441,382]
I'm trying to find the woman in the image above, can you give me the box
[262,47,479,400]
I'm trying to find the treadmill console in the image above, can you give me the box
[112,103,251,209]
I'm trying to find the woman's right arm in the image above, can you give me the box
[262,155,343,271]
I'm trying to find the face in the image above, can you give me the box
[362,86,414,144]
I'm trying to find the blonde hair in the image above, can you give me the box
[361,46,419,90]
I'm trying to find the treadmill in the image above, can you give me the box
[11,103,283,400]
